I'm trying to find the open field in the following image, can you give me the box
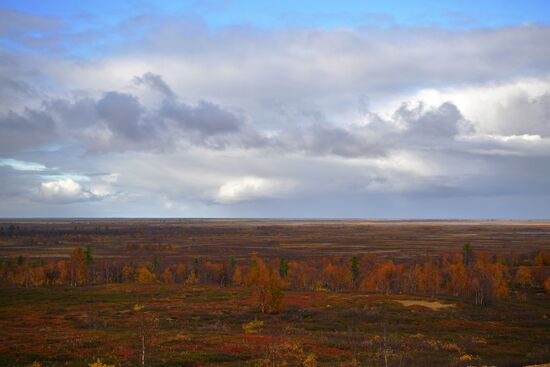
[2,219,550,261]
[1,220,550,366]
[1,285,550,367]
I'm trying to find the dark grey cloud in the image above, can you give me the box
[97,92,144,141]
[0,77,263,154]
[397,102,464,138]
[0,108,56,154]
[160,100,241,134]
[45,97,98,128]
[275,101,470,158]
[0,78,543,162]
[134,72,175,99]
[0,76,36,98]
[279,122,385,158]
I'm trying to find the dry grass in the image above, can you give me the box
[395,299,455,311]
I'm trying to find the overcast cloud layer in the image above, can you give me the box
[1,5,550,218]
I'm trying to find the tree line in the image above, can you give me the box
[1,244,550,310]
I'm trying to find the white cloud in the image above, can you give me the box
[385,77,550,136]
[100,173,120,183]
[37,178,104,204]
[89,185,113,197]
[216,176,294,204]
[2,15,550,218]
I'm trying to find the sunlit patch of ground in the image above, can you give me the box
[396,299,455,311]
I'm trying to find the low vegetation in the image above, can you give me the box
[0,220,549,366]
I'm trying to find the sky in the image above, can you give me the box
[1,1,550,219]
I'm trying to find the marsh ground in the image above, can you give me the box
[1,220,550,366]
[1,284,549,367]
[2,219,550,262]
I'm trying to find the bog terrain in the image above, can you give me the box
[0,220,549,367]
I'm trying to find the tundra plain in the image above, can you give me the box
[1,220,549,367]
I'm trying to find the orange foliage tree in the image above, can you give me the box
[445,255,467,297]
[414,260,442,296]
[246,255,284,313]
[68,247,87,286]
[162,266,175,284]
[122,265,135,282]
[514,266,533,288]
[232,265,244,286]
[469,256,509,306]
[322,261,353,291]
[176,263,186,283]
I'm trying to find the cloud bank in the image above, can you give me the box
[1,9,550,218]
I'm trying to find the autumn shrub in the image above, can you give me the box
[242,319,264,334]
[136,266,157,284]
[89,359,115,367]
[457,353,480,364]
[246,255,285,313]
[162,266,175,283]
[185,271,199,285]
[303,353,318,367]
[3,243,539,308]
[534,251,550,266]
[260,337,311,367]
[514,266,533,288]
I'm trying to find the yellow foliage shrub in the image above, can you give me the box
[89,359,115,367]
[442,343,461,352]
[185,271,199,285]
[303,353,318,367]
[136,267,157,284]
[242,319,264,334]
